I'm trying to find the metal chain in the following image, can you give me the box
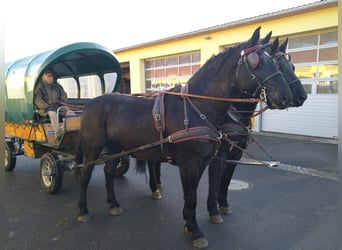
[222,129,277,164]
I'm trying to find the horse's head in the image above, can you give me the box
[234,27,293,109]
[272,38,307,107]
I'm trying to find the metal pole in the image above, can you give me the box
[223,159,280,168]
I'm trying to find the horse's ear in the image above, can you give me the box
[261,31,272,44]
[249,26,261,45]
[272,36,280,52]
[279,38,289,53]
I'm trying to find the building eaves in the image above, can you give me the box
[113,0,337,53]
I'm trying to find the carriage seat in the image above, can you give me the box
[34,105,82,132]
[34,105,79,123]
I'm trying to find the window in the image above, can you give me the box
[104,73,118,93]
[288,34,318,49]
[145,52,201,92]
[79,75,102,98]
[317,80,338,94]
[58,78,78,98]
[287,30,338,94]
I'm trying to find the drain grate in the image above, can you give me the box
[228,179,250,190]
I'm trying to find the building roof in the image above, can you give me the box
[113,0,337,53]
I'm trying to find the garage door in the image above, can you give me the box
[261,94,338,139]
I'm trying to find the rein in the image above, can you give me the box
[164,91,262,103]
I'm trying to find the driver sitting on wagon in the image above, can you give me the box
[34,70,74,139]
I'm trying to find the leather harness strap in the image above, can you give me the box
[181,85,189,130]
[152,93,168,158]
[152,93,165,132]
[152,87,222,162]
[169,126,222,144]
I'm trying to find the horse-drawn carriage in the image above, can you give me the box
[4,28,307,248]
[4,42,129,193]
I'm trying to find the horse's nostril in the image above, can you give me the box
[301,95,308,102]
[282,96,291,107]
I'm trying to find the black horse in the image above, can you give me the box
[144,35,308,202]
[206,36,308,224]
[74,27,292,248]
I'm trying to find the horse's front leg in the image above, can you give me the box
[77,164,95,222]
[179,160,208,248]
[104,159,123,215]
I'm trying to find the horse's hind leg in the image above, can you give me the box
[218,164,236,214]
[77,164,95,222]
[207,161,226,224]
[148,161,162,199]
[155,162,162,190]
[104,159,123,215]
[207,144,228,224]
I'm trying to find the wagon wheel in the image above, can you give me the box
[114,156,130,176]
[39,153,63,194]
[4,142,17,171]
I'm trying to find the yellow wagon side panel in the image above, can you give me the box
[5,122,47,142]
[23,141,35,158]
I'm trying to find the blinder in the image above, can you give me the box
[246,52,259,71]
[241,43,272,71]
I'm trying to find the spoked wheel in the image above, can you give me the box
[39,153,63,194]
[4,142,17,171]
[114,156,130,176]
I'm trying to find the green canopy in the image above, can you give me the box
[5,42,122,123]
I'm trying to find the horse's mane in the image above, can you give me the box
[188,43,246,85]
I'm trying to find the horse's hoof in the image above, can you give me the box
[109,207,123,215]
[151,189,162,199]
[192,237,209,249]
[184,226,192,236]
[209,214,224,224]
[220,206,232,215]
[77,214,91,223]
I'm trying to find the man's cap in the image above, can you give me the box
[43,70,54,76]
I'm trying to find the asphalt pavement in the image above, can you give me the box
[2,133,338,250]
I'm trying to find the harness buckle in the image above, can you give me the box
[155,113,161,121]
[167,135,173,143]
[260,88,267,103]
[217,132,223,140]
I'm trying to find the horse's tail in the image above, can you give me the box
[135,159,147,174]
[74,137,83,180]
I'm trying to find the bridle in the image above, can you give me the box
[234,43,283,102]
[273,51,301,87]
